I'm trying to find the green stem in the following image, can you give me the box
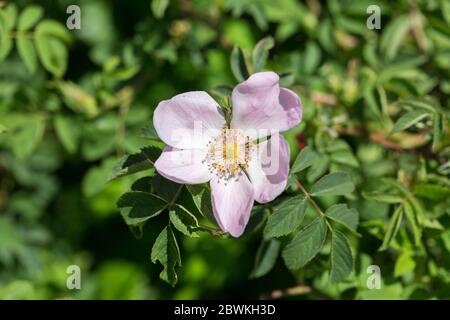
[196,225,227,237]
[168,185,184,206]
[293,177,333,230]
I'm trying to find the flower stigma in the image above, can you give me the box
[204,126,256,181]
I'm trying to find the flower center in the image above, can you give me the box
[205,127,255,180]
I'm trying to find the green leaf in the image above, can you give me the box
[326,204,359,233]
[151,225,181,287]
[11,116,46,159]
[109,146,161,181]
[250,239,280,278]
[53,115,80,153]
[432,112,442,151]
[390,110,430,134]
[82,158,116,197]
[186,184,215,224]
[330,150,359,168]
[310,172,354,197]
[379,205,403,251]
[34,19,71,43]
[1,4,17,30]
[0,13,13,62]
[394,251,416,277]
[380,15,411,60]
[307,154,329,183]
[442,0,450,25]
[291,146,318,173]
[169,205,199,237]
[414,183,450,202]
[35,35,67,77]
[150,174,181,202]
[264,196,308,239]
[303,41,321,74]
[362,191,404,203]
[151,0,170,19]
[252,36,274,72]
[282,217,327,270]
[17,35,38,73]
[397,98,437,113]
[403,201,422,246]
[35,20,70,77]
[117,191,167,226]
[230,45,249,82]
[329,230,353,283]
[57,81,98,117]
[18,5,43,31]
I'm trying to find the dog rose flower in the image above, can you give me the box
[153,72,302,237]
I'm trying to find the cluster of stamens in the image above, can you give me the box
[204,126,255,181]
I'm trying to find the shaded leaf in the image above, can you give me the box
[151,225,181,287]
[186,184,215,224]
[250,239,280,278]
[230,45,249,82]
[109,146,161,181]
[169,205,199,237]
[117,191,167,226]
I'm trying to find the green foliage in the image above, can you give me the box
[263,195,308,239]
[0,0,449,300]
[282,217,328,270]
[151,225,181,287]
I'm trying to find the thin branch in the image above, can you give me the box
[293,177,333,230]
[196,225,227,237]
[261,284,335,300]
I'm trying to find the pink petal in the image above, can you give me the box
[153,91,226,149]
[231,72,302,138]
[247,133,290,203]
[154,146,212,184]
[210,173,254,237]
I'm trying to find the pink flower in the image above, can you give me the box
[153,72,302,237]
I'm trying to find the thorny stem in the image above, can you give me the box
[261,284,335,300]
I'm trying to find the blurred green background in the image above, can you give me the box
[0,0,449,299]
